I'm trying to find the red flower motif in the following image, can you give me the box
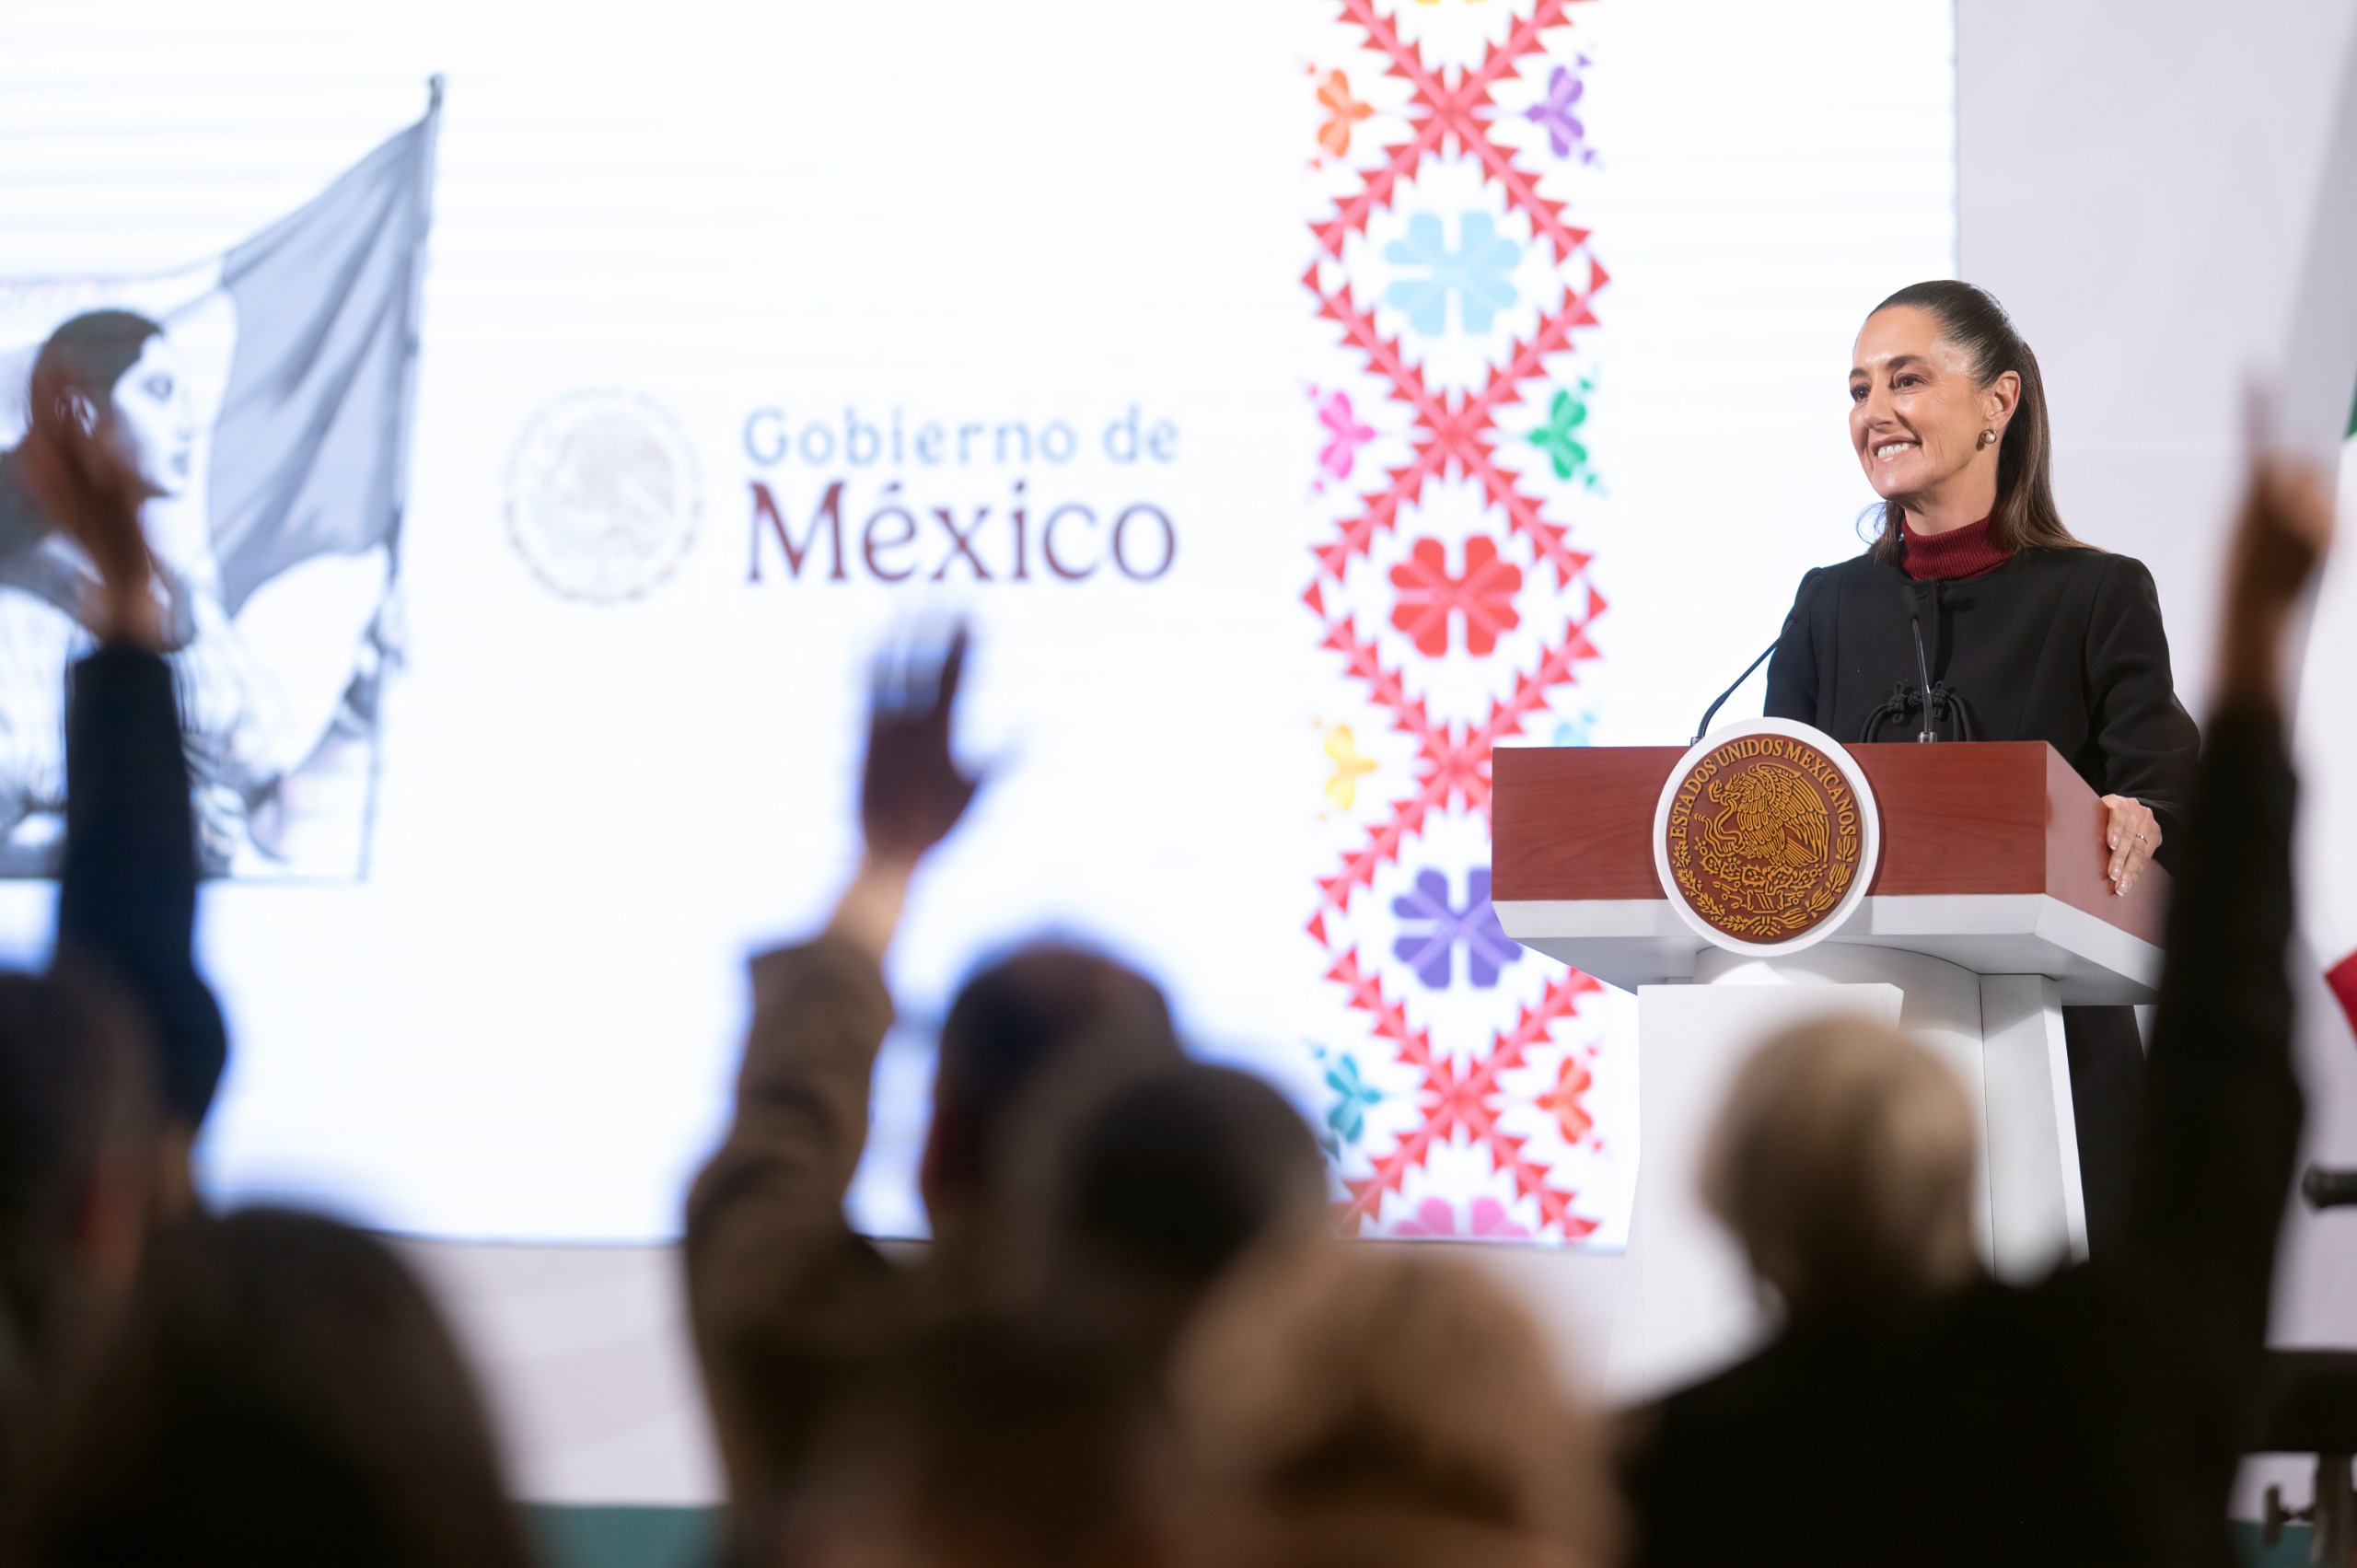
[1388,535,1523,656]
[1536,1053,1595,1147]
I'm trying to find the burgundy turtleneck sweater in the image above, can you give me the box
[1901,516,2011,581]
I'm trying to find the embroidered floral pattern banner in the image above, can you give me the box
[1302,0,1629,1245]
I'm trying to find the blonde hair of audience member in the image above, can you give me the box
[1702,1016,1979,1315]
[1168,1242,1616,1568]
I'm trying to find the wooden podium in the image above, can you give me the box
[1492,729,2169,1399]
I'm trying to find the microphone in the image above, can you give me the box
[1691,640,1779,746]
[1902,585,1939,743]
[2304,1166,2357,1210]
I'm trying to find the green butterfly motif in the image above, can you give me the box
[1527,381,1599,486]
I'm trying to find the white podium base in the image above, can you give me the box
[1605,942,2088,1403]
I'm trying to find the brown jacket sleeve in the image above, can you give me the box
[681,935,900,1509]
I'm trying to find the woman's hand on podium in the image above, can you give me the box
[2100,794,2160,896]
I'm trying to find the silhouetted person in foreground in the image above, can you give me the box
[762,1031,1332,1568]
[29,1208,539,1568]
[1168,1242,1618,1568]
[683,629,1185,1555]
[779,1314,1158,1568]
[1619,449,2331,1566]
[0,340,235,1547]
[8,357,534,1568]
[0,970,157,1545]
[1039,1061,1329,1364]
[1702,1014,1981,1317]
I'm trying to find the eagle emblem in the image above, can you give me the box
[1659,730,1868,947]
[1704,761,1829,877]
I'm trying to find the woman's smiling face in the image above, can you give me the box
[1848,306,2012,508]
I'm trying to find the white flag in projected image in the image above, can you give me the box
[0,87,439,879]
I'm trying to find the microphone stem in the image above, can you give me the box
[1910,619,1938,743]
[1691,639,1780,746]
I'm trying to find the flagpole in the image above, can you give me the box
[383,75,441,590]
[356,75,443,882]
[381,74,442,598]
[2273,21,2357,463]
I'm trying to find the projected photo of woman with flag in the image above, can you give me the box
[0,86,439,879]
[0,309,303,875]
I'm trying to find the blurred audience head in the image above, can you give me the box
[778,1315,1154,1568]
[0,966,156,1409]
[1702,1015,1979,1316]
[31,1206,536,1568]
[1168,1243,1614,1568]
[922,943,1181,1232]
[1043,1062,1327,1354]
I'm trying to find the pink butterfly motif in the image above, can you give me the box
[1315,389,1376,483]
[1392,1196,1532,1240]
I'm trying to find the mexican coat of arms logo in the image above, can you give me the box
[1653,720,1879,956]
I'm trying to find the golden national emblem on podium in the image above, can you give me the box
[1655,722,1876,952]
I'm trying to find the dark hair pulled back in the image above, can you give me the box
[1865,281,2084,563]
[30,310,162,419]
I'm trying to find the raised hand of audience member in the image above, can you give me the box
[17,365,162,651]
[2219,451,2334,711]
[829,625,981,964]
[861,625,980,861]
[23,366,228,1171]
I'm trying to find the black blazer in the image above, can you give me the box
[1763,547,2200,864]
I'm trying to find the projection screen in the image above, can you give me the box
[0,0,1954,1244]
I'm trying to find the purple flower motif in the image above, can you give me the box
[1392,867,1521,988]
[1526,62,1596,163]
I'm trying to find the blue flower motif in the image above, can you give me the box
[1392,867,1522,988]
[1549,708,1597,748]
[1384,212,1522,335]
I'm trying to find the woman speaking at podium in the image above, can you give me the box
[1762,280,2199,1252]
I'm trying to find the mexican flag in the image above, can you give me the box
[2261,21,2357,1384]
[2273,28,2357,1053]
[2306,420,2357,1041]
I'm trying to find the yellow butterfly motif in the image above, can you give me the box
[1323,724,1379,811]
